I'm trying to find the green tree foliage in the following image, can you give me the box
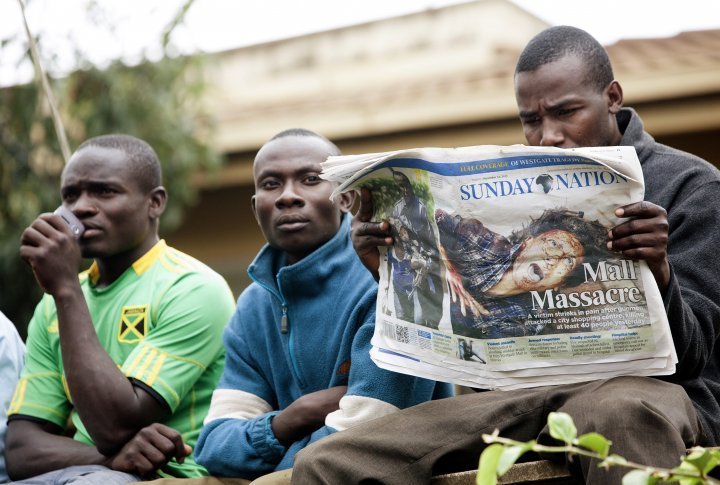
[0,8,220,337]
[360,173,435,220]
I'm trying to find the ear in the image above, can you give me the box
[148,186,167,220]
[606,80,624,114]
[251,195,260,224]
[337,190,354,214]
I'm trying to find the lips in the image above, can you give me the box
[80,223,102,239]
[276,214,309,231]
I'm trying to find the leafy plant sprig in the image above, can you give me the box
[477,412,720,485]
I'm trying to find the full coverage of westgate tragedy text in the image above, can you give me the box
[322,145,676,390]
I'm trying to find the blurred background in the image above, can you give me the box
[1,0,719,337]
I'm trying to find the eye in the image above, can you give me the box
[260,179,280,189]
[557,107,577,117]
[304,174,321,184]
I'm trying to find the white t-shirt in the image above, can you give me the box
[0,311,25,483]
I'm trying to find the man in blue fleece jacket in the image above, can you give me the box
[193,128,452,481]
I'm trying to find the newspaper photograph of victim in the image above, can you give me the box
[321,145,677,390]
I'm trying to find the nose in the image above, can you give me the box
[69,192,97,217]
[275,182,304,209]
[539,119,565,147]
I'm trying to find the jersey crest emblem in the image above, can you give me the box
[118,305,149,343]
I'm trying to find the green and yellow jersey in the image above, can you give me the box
[9,240,235,477]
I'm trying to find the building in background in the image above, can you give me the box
[166,0,720,295]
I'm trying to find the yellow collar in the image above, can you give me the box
[88,240,167,285]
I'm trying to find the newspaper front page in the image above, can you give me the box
[322,145,676,390]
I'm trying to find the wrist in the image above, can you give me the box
[97,454,114,469]
[52,281,84,303]
[657,261,671,293]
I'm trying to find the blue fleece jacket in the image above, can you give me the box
[194,216,452,478]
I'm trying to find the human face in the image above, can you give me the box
[60,146,165,264]
[251,135,350,264]
[506,230,584,294]
[514,55,623,148]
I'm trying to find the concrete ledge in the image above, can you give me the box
[431,448,720,484]
[431,460,576,485]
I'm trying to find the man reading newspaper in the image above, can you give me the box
[291,26,720,484]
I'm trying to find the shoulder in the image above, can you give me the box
[623,108,719,188]
[235,281,269,308]
[152,246,234,299]
[643,140,719,187]
[144,247,235,330]
[162,246,229,283]
[653,143,717,177]
[25,294,58,337]
[320,239,378,325]
[0,312,24,357]
[341,255,378,302]
[638,136,720,213]
[321,229,378,294]
[226,282,273,329]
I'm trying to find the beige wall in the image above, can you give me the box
[166,2,720,297]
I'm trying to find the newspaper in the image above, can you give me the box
[322,145,677,390]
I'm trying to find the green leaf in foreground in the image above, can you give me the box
[621,469,656,485]
[477,444,505,485]
[497,442,535,476]
[576,432,611,458]
[672,460,706,484]
[684,447,720,475]
[600,454,628,470]
[548,412,577,444]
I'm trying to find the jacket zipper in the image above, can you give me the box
[248,268,305,388]
[280,305,288,334]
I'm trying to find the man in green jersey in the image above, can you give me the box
[6,134,235,483]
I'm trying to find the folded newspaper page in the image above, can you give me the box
[322,145,677,390]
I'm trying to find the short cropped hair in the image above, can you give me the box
[75,134,162,193]
[268,128,341,157]
[515,26,614,93]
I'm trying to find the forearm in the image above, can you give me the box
[6,422,107,480]
[662,185,720,379]
[271,386,346,447]
[271,406,327,447]
[54,287,156,451]
[195,414,285,478]
[663,267,720,379]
